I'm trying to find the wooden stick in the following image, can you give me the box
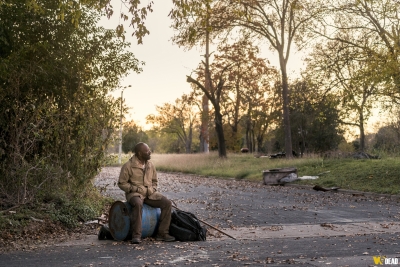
[0,205,20,214]
[172,205,236,240]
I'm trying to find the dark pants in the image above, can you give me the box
[128,196,172,239]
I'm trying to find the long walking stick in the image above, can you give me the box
[172,204,236,240]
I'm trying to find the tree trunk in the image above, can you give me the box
[245,117,252,152]
[200,17,211,153]
[279,56,293,158]
[256,135,263,153]
[251,128,256,152]
[359,111,365,152]
[231,124,238,134]
[214,109,227,157]
[300,137,306,158]
[231,82,241,135]
[186,122,193,153]
[245,129,250,151]
[200,94,209,152]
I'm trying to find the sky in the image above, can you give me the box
[99,1,307,130]
[100,2,208,129]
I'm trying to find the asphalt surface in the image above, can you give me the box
[1,168,400,267]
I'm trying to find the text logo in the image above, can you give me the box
[372,256,399,265]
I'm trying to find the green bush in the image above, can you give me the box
[0,0,140,209]
[0,187,112,232]
[49,190,109,228]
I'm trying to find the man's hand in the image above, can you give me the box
[146,187,157,196]
[129,185,138,193]
[137,185,146,193]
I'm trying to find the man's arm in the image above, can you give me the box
[118,164,137,193]
[151,164,158,190]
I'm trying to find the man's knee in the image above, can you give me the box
[162,197,172,209]
[129,196,143,209]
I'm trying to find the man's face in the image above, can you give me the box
[140,144,152,161]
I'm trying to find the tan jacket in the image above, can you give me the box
[118,156,163,201]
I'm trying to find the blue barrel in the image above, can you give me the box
[108,201,161,241]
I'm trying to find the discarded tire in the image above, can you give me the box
[262,167,297,185]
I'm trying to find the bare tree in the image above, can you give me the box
[170,0,228,153]
[146,94,198,153]
[321,0,400,96]
[211,0,327,158]
[305,39,390,152]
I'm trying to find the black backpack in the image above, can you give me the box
[169,209,207,241]
[98,224,114,240]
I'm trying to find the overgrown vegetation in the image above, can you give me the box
[0,186,113,251]
[150,153,400,195]
[0,188,112,231]
[0,1,140,231]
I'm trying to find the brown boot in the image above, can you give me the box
[156,233,176,242]
[130,237,141,244]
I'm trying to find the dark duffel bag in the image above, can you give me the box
[169,209,207,241]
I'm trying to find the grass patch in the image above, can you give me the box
[151,152,400,195]
[151,152,321,181]
[297,158,400,195]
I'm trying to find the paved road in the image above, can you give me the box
[1,168,400,267]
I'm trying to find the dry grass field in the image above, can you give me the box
[106,152,400,194]
[150,153,400,195]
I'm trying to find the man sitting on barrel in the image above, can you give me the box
[118,142,176,244]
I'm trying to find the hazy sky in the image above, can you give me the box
[100,2,204,128]
[100,1,304,129]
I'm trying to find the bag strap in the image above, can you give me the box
[174,210,202,234]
